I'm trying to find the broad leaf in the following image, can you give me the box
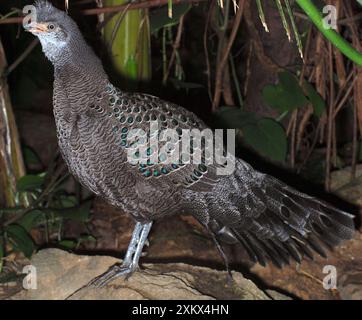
[59,240,77,249]
[17,209,44,232]
[242,118,287,162]
[214,106,258,129]
[150,3,191,33]
[5,224,35,258]
[17,174,45,192]
[262,71,309,113]
[303,81,326,117]
[22,146,41,166]
[51,200,92,222]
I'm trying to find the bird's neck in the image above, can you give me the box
[42,32,107,89]
[52,41,109,105]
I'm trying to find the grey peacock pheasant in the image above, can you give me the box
[25,1,355,286]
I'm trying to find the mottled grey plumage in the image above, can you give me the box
[27,1,354,278]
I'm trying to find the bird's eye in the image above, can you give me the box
[48,23,55,30]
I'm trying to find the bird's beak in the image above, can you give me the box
[25,22,48,34]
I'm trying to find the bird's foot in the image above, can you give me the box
[88,262,138,288]
[86,221,153,289]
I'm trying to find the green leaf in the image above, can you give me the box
[5,224,35,258]
[17,209,44,232]
[214,108,287,162]
[52,200,92,222]
[242,118,287,162]
[59,240,77,249]
[213,107,259,129]
[56,195,78,209]
[262,71,309,113]
[79,234,96,243]
[357,0,362,6]
[17,174,45,192]
[23,146,41,166]
[303,81,326,117]
[150,3,190,33]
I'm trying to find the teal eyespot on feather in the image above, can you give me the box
[127,116,134,124]
[121,127,128,133]
[105,84,113,93]
[144,170,152,178]
[159,153,167,162]
[161,167,169,175]
[185,177,193,184]
[194,169,202,177]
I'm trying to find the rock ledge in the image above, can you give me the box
[12,249,287,300]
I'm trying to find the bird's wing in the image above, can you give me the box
[86,83,223,193]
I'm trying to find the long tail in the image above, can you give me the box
[208,162,355,268]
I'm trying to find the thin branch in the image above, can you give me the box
[203,0,215,102]
[0,0,207,25]
[163,14,185,84]
[4,38,39,76]
[212,0,245,111]
[107,2,132,52]
[325,42,335,192]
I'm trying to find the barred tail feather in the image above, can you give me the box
[211,173,355,268]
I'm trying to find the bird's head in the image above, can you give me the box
[24,1,82,63]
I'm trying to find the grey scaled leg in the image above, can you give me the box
[89,221,153,287]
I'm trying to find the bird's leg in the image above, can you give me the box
[88,221,153,287]
[206,226,233,280]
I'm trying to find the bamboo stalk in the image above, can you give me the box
[104,0,151,85]
[0,38,27,207]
